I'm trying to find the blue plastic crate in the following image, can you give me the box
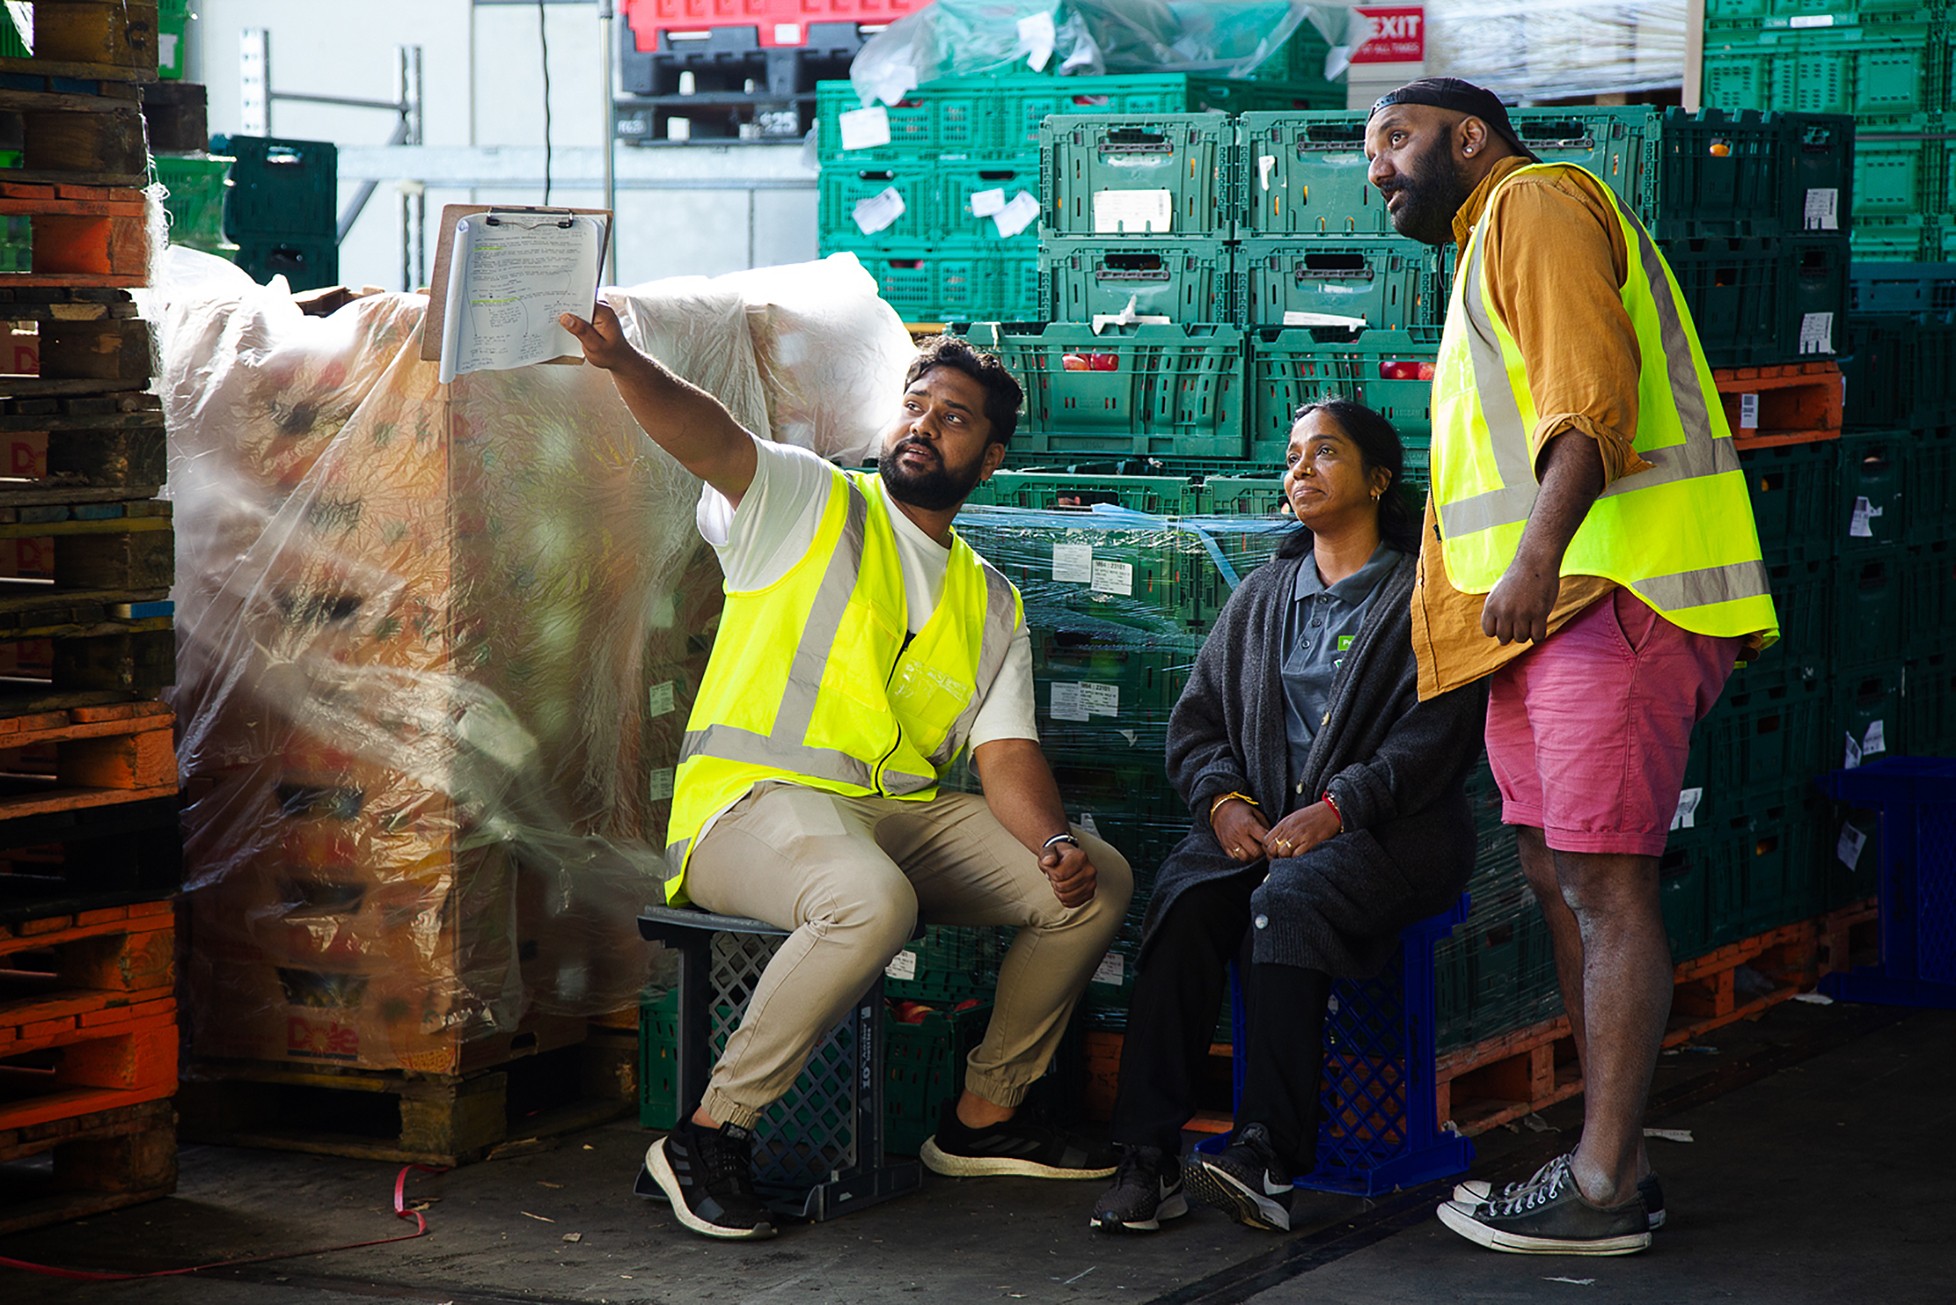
[1819,757,1956,1007]
[1198,897,1474,1198]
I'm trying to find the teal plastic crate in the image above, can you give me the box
[1852,124,1944,220]
[1204,475,1287,517]
[1238,112,1384,236]
[221,136,338,241]
[955,321,1247,461]
[1750,554,1833,690]
[154,153,233,250]
[1743,438,1839,564]
[935,160,1043,245]
[639,988,680,1129]
[1661,830,1718,963]
[1649,108,1781,239]
[1039,238,1235,324]
[884,1002,990,1156]
[818,162,938,245]
[1901,540,1953,661]
[1780,112,1856,234]
[1702,22,1951,124]
[1849,216,1939,262]
[1838,430,1906,553]
[1508,107,1664,225]
[1833,546,1905,673]
[1906,652,1956,753]
[1850,261,1956,315]
[979,469,1209,515]
[1782,235,1850,358]
[844,244,1040,322]
[1042,114,1239,238]
[1832,663,1905,770]
[1663,235,1782,368]
[1237,237,1439,331]
[1245,326,1438,462]
[234,236,339,292]
[1434,885,1562,1051]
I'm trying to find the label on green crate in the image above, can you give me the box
[1799,313,1834,356]
[1053,543,1094,583]
[886,948,919,981]
[1078,811,1100,837]
[839,106,892,151]
[1092,951,1125,986]
[1051,683,1090,722]
[1863,720,1886,758]
[1845,731,1861,769]
[649,767,675,800]
[1789,14,1834,28]
[1850,496,1878,539]
[1093,190,1174,235]
[648,680,676,717]
[1670,787,1702,832]
[1081,683,1119,717]
[995,192,1040,239]
[1803,189,1839,233]
[1090,559,1134,596]
[1836,822,1867,871]
[853,187,906,236]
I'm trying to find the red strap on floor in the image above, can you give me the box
[0,1163,445,1282]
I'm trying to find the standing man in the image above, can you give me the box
[561,304,1130,1243]
[1362,80,1777,1255]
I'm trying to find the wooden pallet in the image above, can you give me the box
[0,3,160,84]
[0,181,150,287]
[0,794,180,922]
[0,288,151,398]
[0,1097,176,1236]
[0,83,149,186]
[1816,898,1878,977]
[0,607,171,715]
[0,701,176,820]
[0,499,172,596]
[1716,362,1846,450]
[180,1037,637,1167]
[0,899,178,1132]
[0,391,165,504]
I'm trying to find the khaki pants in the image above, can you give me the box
[683,782,1133,1129]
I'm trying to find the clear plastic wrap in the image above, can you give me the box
[155,247,914,1073]
[850,1,1343,105]
[1425,0,1688,105]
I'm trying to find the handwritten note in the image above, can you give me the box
[437,213,606,385]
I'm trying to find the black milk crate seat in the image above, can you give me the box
[635,906,922,1220]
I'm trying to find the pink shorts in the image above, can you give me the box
[1485,587,1740,857]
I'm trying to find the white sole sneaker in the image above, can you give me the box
[1184,1158,1291,1232]
[1436,1197,1650,1256]
[919,1136,1116,1179]
[1453,1171,1666,1230]
[645,1138,776,1241]
[1089,1188,1190,1233]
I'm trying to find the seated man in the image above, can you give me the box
[563,304,1133,1242]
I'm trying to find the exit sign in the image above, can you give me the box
[1352,6,1425,64]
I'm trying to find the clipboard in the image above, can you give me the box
[419,203,613,369]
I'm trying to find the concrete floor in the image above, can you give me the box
[5,1000,1953,1305]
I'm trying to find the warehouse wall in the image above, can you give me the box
[181,2,817,290]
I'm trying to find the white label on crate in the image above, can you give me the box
[1283,310,1370,330]
[1670,786,1703,832]
[1740,393,1761,430]
[970,187,1008,218]
[1078,811,1100,837]
[648,767,675,801]
[1864,719,1887,757]
[1093,188,1175,235]
[648,679,677,717]
[1051,682,1091,722]
[852,186,906,235]
[1081,683,1120,717]
[994,191,1041,239]
[774,23,802,44]
[1053,542,1094,583]
[1790,13,1835,27]
[1091,558,1135,596]
[1259,154,1277,191]
[1850,495,1876,538]
[159,34,179,67]
[1799,311,1834,356]
[884,949,919,981]
[1804,187,1840,231]
[1844,731,1863,769]
[1018,11,1057,71]
[1092,951,1126,986]
[1837,822,1868,871]
[839,105,892,151]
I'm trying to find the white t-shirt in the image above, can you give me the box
[696,436,1039,749]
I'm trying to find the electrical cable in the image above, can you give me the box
[538,0,553,204]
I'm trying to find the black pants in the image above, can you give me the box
[1109,870,1332,1174]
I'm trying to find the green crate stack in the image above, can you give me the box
[816,57,1336,325]
[217,135,340,292]
[158,0,189,80]
[153,152,237,259]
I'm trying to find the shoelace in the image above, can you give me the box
[1491,1155,1573,1216]
[1494,1152,1570,1201]
[701,1130,758,1197]
[1114,1150,1162,1189]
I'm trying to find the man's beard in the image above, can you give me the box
[880,439,987,511]
[1384,133,1475,247]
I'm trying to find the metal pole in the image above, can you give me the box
[598,0,618,285]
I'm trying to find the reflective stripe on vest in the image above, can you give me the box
[1430,163,1778,637]
[662,468,1021,895]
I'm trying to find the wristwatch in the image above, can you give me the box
[1043,832,1082,852]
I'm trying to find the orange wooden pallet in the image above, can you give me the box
[0,1098,176,1236]
[0,181,150,288]
[1715,362,1845,450]
[0,701,176,819]
[0,392,166,505]
[0,288,151,398]
[0,899,178,1133]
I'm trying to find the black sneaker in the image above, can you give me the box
[1184,1123,1294,1232]
[643,1118,776,1241]
[1437,1155,1650,1255]
[1090,1146,1188,1233]
[1453,1156,1667,1231]
[919,1102,1118,1179]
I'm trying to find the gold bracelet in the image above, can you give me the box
[1209,791,1260,819]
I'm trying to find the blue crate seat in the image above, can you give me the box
[1818,757,1956,1010]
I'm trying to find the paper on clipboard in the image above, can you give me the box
[435,210,609,385]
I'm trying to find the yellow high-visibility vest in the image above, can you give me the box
[662,466,1021,903]
[1429,162,1778,645]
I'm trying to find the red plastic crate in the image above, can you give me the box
[623,0,929,50]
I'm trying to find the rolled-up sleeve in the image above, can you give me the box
[1481,172,1654,488]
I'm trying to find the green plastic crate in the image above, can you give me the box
[1742,438,1839,564]
[1904,428,1956,546]
[842,244,1040,322]
[1662,235,1782,368]
[1204,476,1287,517]
[1702,22,1951,124]
[1706,801,1820,942]
[638,988,680,1129]
[1780,112,1856,235]
[1031,627,1202,765]
[1851,123,1943,220]
[158,0,188,79]
[884,1002,990,1156]
[818,161,937,245]
[1179,513,1296,579]
[955,321,1247,461]
[1661,830,1718,963]
[1837,430,1906,554]
[1906,651,1956,754]
[980,470,1210,515]
[1901,540,1954,661]
[1238,112,1385,236]
[1831,662,1904,771]
[1039,237,1235,324]
[1750,555,1833,690]
[1041,114,1239,238]
[1782,235,1850,358]
[1848,216,1938,262]
[234,235,339,292]
[154,152,233,252]
[1434,884,1563,1051]
[1696,675,1831,807]
[0,214,28,274]
[222,136,338,241]
[935,159,1043,245]
[1650,108,1781,239]
[884,925,1006,1005]
[1245,326,1438,462]
[1236,236,1439,330]
[1510,107,1666,223]
[1833,546,1905,673]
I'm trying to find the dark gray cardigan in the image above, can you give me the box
[1143,549,1486,977]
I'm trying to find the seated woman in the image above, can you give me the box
[1090,399,1486,1234]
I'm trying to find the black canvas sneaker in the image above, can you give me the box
[1437,1154,1650,1255]
[644,1117,776,1241]
[1185,1123,1294,1232]
[920,1101,1118,1179]
[1090,1146,1189,1232]
[1454,1155,1667,1230]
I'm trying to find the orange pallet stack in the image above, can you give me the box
[1716,360,1846,450]
[0,2,186,1235]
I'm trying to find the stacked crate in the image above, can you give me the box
[0,4,183,1234]
[1701,0,1951,260]
[215,134,339,292]
[816,60,1340,324]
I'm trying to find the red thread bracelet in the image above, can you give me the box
[1321,791,1343,828]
